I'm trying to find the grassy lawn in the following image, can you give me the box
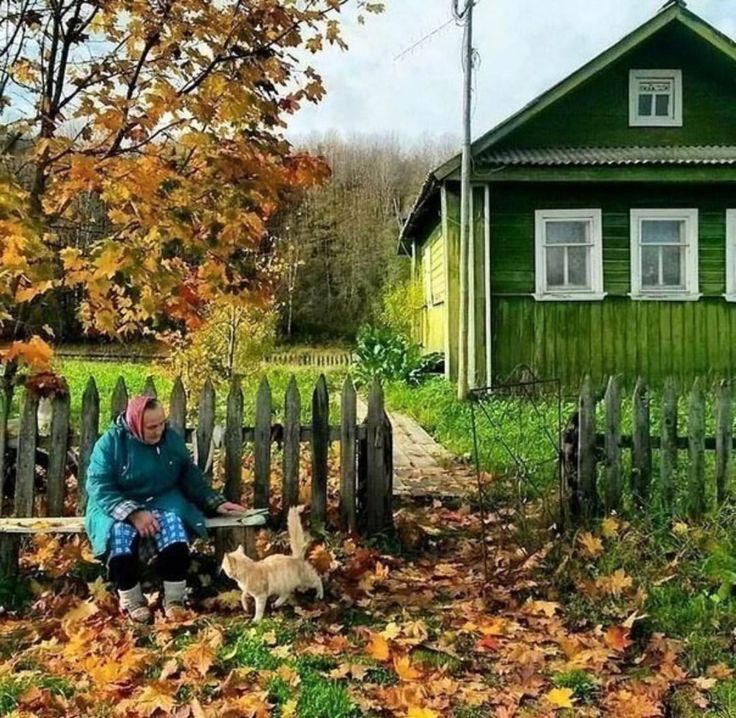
[34,358,350,428]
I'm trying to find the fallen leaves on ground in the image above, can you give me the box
[0,489,718,717]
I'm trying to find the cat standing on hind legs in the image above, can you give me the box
[221,505,324,622]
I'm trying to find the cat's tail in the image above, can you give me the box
[287,505,309,558]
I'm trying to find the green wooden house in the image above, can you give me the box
[400,0,736,388]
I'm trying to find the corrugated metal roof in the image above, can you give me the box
[478,145,736,166]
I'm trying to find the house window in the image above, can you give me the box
[726,210,736,301]
[534,209,604,300]
[630,209,699,300]
[629,69,682,127]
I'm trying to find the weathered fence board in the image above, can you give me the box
[311,375,329,526]
[340,377,357,533]
[604,375,622,513]
[282,377,301,519]
[254,377,272,511]
[363,379,394,536]
[78,378,99,514]
[47,394,70,517]
[660,378,678,512]
[111,377,128,421]
[632,378,651,508]
[196,379,215,480]
[577,375,597,520]
[716,380,732,506]
[688,379,706,520]
[169,377,186,438]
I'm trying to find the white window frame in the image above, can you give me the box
[534,209,605,301]
[726,210,736,301]
[629,208,700,301]
[629,69,683,127]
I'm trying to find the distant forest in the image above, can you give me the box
[273,133,456,343]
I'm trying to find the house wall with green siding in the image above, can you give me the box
[415,224,446,354]
[489,181,736,387]
[494,23,736,150]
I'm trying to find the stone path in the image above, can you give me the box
[356,399,476,499]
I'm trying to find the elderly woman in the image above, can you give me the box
[84,395,244,622]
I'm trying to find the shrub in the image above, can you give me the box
[353,325,432,386]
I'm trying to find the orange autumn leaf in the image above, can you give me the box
[579,531,604,558]
[393,655,422,681]
[2,337,53,371]
[407,707,439,718]
[366,632,390,661]
[133,682,177,717]
[309,544,334,574]
[182,640,216,677]
[605,625,634,652]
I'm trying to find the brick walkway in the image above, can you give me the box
[356,400,476,499]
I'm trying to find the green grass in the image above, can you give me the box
[36,358,349,428]
[0,672,74,716]
[551,670,598,704]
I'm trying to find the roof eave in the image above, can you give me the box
[397,172,439,255]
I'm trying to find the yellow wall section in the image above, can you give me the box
[417,227,446,354]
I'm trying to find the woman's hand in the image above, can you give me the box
[217,502,246,515]
[129,510,160,538]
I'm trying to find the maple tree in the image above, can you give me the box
[0,0,383,374]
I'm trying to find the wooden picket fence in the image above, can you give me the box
[0,374,393,575]
[266,352,354,368]
[567,375,733,524]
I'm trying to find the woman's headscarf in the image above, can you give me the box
[125,395,155,443]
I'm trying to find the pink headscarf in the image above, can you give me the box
[125,395,155,442]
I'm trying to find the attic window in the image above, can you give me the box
[629,70,682,127]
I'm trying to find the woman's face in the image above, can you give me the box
[142,405,167,445]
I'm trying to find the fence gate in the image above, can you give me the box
[469,366,563,554]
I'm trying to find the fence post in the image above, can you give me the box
[282,377,301,520]
[577,375,597,521]
[340,376,357,533]
[632,377,651,508]
[143,376,157,399]
[111,377,128,421]
[311,375,329,527]
[196,379,215,482]
[254,377,272,511]
[78,378,100,514]
[217,376,246,560]
[716,379,732,506]
[0,384,11,518]
[365,379,393,536]
[47,390,70,517]
[661,378,678,514]
[688,378,706,520]
[0,390,38,575]
[169,377,187,438]
[604,375,622,514]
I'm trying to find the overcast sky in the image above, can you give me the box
[286,0,735,146]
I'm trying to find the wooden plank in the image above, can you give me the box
[196,379,215,481]
[110,377,128,421]
[311,374,329,527]
[78,378,100,515]
[0,511,269,534]
[282,376,301,517]
[577,375,597,521]
[632,377,651,508]
[365,379,393,535]
[169,377,187,438]
[660,377,678,513]
[340,376,357,533]
[224,376,244,502]
[217,376,245,562]
[716,379,732,506]
[14,391,39,517]
[254,377,272,511]
[46,392,70,517]
[143,376,157,399]
[688,378,706,520]
[603,375,622,514]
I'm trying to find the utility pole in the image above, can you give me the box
[455,0,474,400]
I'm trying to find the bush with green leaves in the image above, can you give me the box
[353,325,434,386]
